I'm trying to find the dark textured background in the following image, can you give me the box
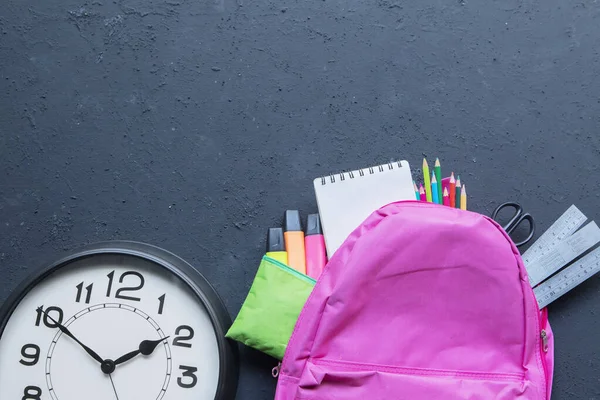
[1,0,600,398]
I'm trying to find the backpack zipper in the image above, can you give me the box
[263,255,317,285]
[540,330,548,353]
[539,307,550,390]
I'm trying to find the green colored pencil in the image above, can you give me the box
[423,158,432,202]
[434,158,442,204]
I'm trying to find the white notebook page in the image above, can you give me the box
[314,160,414,258]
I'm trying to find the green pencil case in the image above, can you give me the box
[226,255,316,360]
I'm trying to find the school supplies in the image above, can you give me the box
[422,158,432,202]
[413,181,420,200]
[528,221,600,286]
[226,256,315,360]
[455,176,462,209]
[284,210,306,274]
[521,204,600,307]
[419,173,467,210]
[460,184,467,210]
[534,246,600,308]
[419,184,426,201]
[414,159,466,209]
[266,228,288,265]
[275,202,553,399]
[522,205,587,267]
[305,214,327,280]
[491,202,535,247]
[442,187,449,206]
[434,158,442,203]
[449,173,456,208]
[431,173,439,204]
[313,160,414,258]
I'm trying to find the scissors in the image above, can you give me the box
[491,202,536,247]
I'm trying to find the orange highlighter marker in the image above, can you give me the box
[284,210,306,274]
[266,227,288,265]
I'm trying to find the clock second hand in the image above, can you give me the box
[37,307,104,365]
[108,373,120,400]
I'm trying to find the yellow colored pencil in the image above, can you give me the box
[460,184,467,210]
[423,158,432,202]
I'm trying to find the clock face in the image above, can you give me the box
[0,245,235,400]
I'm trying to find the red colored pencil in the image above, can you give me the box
[443,187,450,206]
[419,184,426,201]
[449,172,456,208]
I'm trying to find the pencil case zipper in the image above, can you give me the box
[263,255,316,285]
[266,256,315,378]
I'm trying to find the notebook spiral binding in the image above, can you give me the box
[319,161,405,185]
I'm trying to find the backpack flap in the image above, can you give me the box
[276,201,553,400]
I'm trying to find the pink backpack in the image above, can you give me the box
[275,201,554,399]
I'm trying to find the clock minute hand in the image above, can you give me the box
[37,306,104,364]
[113,337,170,366]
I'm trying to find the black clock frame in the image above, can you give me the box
[0,241,239,400]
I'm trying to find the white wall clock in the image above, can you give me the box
[0,241,239,400]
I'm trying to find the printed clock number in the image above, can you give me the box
[158,294,166,314]
[75,282,93,304]
[19,344,40,366]
[34,306,63,328]
[106,270,145,302]
[22,385,42,400]
[177,365,198,389]
[172,325,194,348]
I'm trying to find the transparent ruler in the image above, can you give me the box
[533,246,600,309]
[522,205,587,267]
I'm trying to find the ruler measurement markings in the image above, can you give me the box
[523,205,587,267]
[534,246,600,308]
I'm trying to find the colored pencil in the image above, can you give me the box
[419,184,426,201]
[413,181,420,200]
[431,173,439,204]
[461,184,467,210]
[434,158,442,204]
[423,158,432,202]
[449,173,456,208]
[455,176,462,209]
[443,187,450,206]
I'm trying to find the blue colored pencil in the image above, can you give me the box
[413,181,420,200]
[431,173,440,204]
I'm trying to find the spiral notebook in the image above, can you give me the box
[313,160,414,258]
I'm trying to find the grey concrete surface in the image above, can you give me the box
[1,0,599,398]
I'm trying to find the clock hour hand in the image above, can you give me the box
[37,306,104,364]
[113,337,169,366]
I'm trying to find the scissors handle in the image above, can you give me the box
[491,202,536,247]
[512,213,535,248]
[491,202,524,231]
